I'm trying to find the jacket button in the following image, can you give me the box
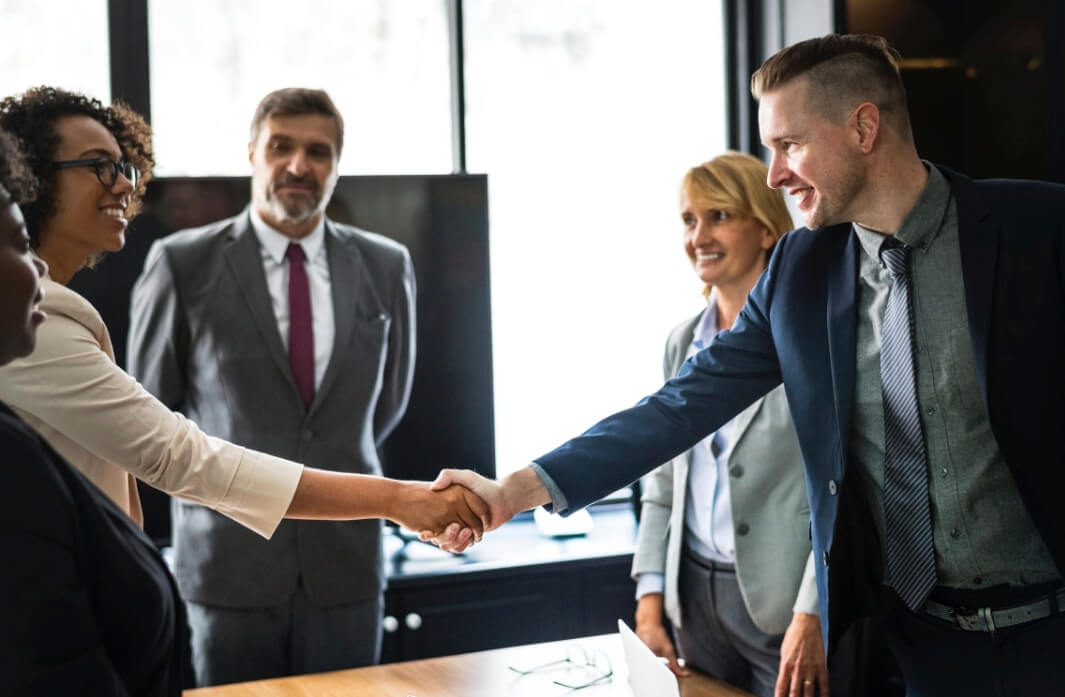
[823,550,830,566]
[736,523,750,536]
[729,465,744,478]
[828,479,838,495]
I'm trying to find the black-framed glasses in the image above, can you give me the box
[53,157,139,188]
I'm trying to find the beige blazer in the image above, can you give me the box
[0,277,302,538]
[632,310,818,635]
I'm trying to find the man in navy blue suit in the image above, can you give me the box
[431,34,1065,696]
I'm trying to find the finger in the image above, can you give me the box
[462,489,490,535]
[817,667,830,697]
[430,469,456,491]
[435,521,461,547]
[418,529,434,541]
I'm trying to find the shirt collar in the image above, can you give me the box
[692,288,720,350]
[249,207,327,264]
[853,161,952,263]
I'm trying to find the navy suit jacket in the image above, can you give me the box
[536,166,1065,653]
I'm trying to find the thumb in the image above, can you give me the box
[430,469,456,491]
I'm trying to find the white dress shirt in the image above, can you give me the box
[249,209,334,389]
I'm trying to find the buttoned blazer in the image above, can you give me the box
[536,166,1065,653]
[632,311,817,635]
[128,209,416,607]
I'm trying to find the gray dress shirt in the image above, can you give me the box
[849,164,1060,589]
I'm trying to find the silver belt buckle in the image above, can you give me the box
[953,606,994,632]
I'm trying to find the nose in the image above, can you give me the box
[286,149,310,176]
[767,151,788,190]
[112,171,135,195]
[692,218,714,246]
[32,255,48,279]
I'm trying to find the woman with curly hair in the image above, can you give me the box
[0,127,190,695]
[0,88,484,548]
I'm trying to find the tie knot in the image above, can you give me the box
[285,243,306,264]
[879,241,909,278]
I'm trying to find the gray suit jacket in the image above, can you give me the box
[632,310,817,635]
[128,209,416,608]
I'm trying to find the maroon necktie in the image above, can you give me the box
[285,243,315,408]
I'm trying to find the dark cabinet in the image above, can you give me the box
[381,507,637,663]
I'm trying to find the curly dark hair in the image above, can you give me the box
[0,86,154,247]
[0,129,36,207]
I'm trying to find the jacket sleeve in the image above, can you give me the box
[373,246,416,444]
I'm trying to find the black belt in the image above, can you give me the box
[920,587,1065,632]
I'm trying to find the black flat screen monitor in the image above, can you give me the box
[71,174,495,544]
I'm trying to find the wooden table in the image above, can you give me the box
[184,633,756,697]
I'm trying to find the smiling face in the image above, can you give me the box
[759,78,866,230]
[41,115,133,268]
[0,198,47,365]
[249,113,340,238]
[681,192,775,297]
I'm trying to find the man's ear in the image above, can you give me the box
[248,142,255,165]
[852,102,881,154]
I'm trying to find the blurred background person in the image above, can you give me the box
[631,152,826,697]
[0,126,191,696]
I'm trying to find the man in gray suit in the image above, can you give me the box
[129,88,416,686]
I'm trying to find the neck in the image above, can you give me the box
[35,234,87,285]
[853,150,928,235]
[714,285,749,331]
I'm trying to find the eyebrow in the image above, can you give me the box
[75,147,121,159]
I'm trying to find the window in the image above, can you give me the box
[148,0,452,175]
[465,1,727,474]
[0,0,110,101]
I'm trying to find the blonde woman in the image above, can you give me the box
[631,152,827,697]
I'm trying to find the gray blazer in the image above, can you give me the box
[632,310,817,635]
[128,210,415,608]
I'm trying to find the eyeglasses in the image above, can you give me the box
[53,156,139,188]
[508,644,613,690]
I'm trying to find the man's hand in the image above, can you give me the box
[635,593,689,676]
[389,481,488,543]
[419,466,551,552]
[774,612,829,697]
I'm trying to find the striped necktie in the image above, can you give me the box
[879,240,937,611]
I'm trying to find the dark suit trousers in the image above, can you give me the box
[885,602,1065,696]
[186,584,383,687]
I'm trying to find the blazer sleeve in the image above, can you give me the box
[2,275,303,539]
[373,245,416,444]
[0,431,132,697]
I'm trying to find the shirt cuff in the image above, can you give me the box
[529,461,570,514]
[212,443,304,539]
[634,572,665,600]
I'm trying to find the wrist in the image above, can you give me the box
[635,593,665,628]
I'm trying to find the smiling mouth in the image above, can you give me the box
[101,207,127,222]
[696,252,724,262]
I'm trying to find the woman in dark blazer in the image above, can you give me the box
[0,128,190,696]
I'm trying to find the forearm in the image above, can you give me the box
[285,468,404,521]
[499,466,552,519]
[635,592,666,627]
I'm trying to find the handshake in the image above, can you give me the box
[388,467,550,553]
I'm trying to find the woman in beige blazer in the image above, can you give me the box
[0,87,485,542]
[631,152,827,697]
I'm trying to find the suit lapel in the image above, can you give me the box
[825,225,859,458]
[309,222,362,416]
[222,212,297,396]
[942,167,997,405]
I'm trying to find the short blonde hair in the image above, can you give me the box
[682,151,793,242]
